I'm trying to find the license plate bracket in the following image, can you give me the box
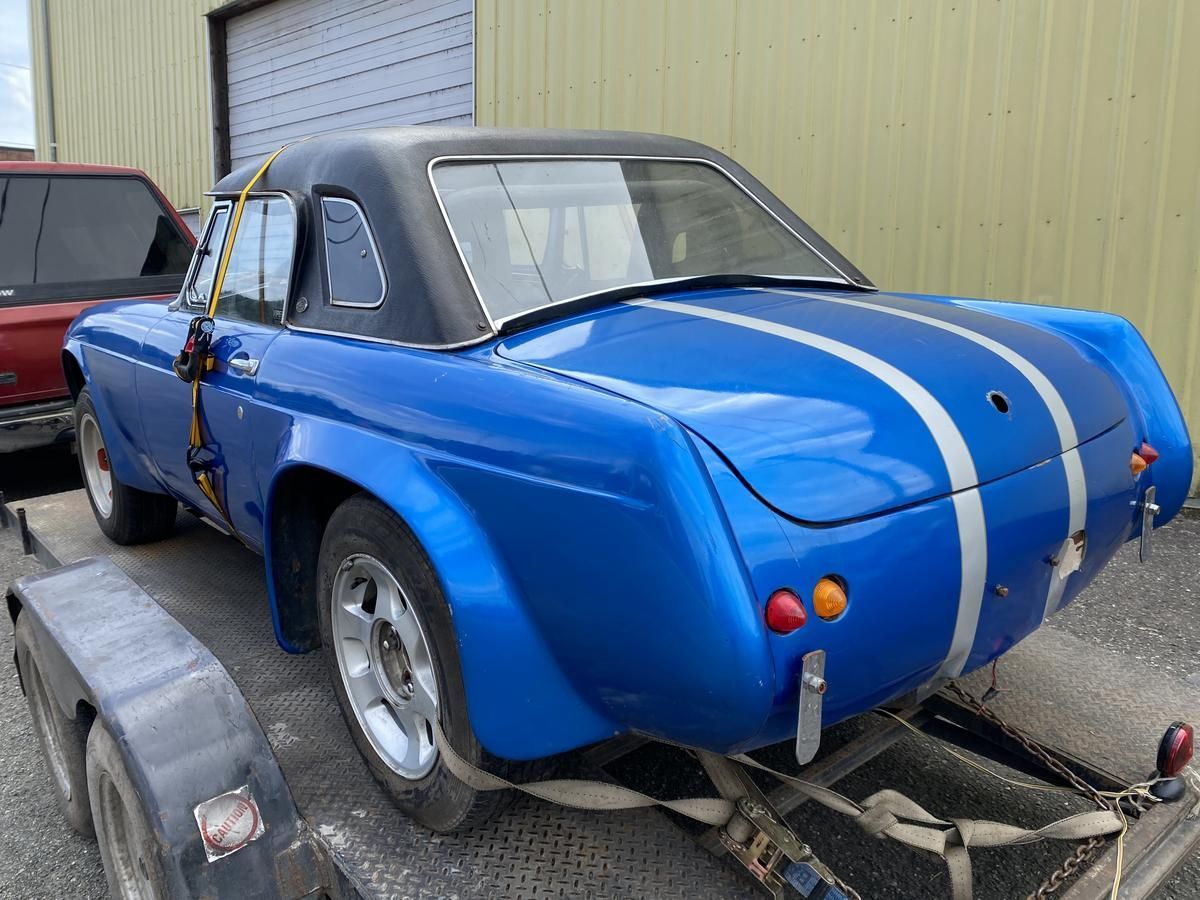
[795,650,827,766]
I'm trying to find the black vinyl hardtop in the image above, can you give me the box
[213,127,871,349]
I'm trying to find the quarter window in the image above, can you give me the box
[321,197,385,307]
[184,206,230,309]
[213,196,296,325]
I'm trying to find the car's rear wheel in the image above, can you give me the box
[317,494,510,832]
[75,388,177,545]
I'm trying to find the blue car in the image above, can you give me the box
[64,128,1192,831]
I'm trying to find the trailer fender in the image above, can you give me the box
[6,557,322,899]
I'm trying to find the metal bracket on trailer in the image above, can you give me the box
[6,556,327,899]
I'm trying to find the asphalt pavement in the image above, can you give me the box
[0,446,1197,899]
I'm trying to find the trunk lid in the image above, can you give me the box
[495,287,1127,523]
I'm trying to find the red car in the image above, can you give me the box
[0,162,195,452]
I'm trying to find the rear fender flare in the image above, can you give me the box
[263,422,618,760]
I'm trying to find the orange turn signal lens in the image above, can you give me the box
[812,577,848,620]
[1131,451,1149,477]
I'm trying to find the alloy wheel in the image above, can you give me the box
[331,553,439,779]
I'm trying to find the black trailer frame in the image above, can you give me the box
[4,492,1199,899]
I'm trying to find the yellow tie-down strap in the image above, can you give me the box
[188,145,288,539]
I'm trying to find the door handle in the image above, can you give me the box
[227,357,260,376]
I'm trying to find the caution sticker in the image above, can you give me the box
[193,785,265,862]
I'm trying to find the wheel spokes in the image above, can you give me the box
[336,598,375,646]
[345,668,384,712]
[392,707,430,773]
[331,553,440,779]
[407,672,438,722]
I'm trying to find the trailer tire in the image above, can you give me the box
[317,493,516,833]
[87,724,169,900]
[14,614,95,837]
[75,387,177,545]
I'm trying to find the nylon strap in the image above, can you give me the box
[431,720,1121,900]
[186,145,288,540]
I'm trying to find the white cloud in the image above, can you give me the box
[0,0,31,68]
[0,65,34,148]
[0,0,33,147]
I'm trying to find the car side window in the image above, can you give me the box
[184,206,230,309]
[213,196,296,325]
[321,197,386,307]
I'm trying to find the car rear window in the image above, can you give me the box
[0,174,193,306]
[431,158,845,324]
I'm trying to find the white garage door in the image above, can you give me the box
[225,0,473,170]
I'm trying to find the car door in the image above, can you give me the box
[137,195,297,547]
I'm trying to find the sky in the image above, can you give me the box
[0,0,34,148]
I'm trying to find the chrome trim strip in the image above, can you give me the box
[183,191,299,325]
[320,197,389,309]
[776,290,1088,622]
[426,153,866,333]
[178,201,233,311]
[625,296,988,680]
[282,321,493,352]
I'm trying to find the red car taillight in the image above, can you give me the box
[765,589,807,634]
[1131,441,1160,477]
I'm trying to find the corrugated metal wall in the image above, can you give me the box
[28,0,224,211]
[476,0,1200,493]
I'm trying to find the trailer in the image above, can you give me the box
[5,490,1200,899]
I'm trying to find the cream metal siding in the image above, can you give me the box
[476,0,1200,493]
[28,0,224,211]
[224,0,473,171]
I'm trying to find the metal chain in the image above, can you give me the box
[946,683,1111,809]
[944,684,1115,899]
[833,873,863,900]
[1030,837,1105,899]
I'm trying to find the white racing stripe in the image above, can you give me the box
[772,290,1088,621]
[625,297,989,680]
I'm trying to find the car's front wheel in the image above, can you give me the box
[316,494,509,832]
[75,388,177,545]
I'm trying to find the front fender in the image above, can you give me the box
[63,343,159,495]
[264,424,619,760]
[65,301,171,495]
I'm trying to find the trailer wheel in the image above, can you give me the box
[14,614,95,836]
[75,387,177,545]
[87,724,168,900]
[317,494,513,832]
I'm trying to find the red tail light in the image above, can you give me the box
[1157,722,1193,777]
[765,589,807,634]
[1131,441,1160,478]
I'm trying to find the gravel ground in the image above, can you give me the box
[0,447,1197,899]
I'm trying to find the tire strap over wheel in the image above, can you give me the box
[174,145,288,542]
[430,719,1122,900]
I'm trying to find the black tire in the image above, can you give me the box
[14,614,95,836]
[317,493,511,832]
[87,723,168,899]
[75,387,177,545]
